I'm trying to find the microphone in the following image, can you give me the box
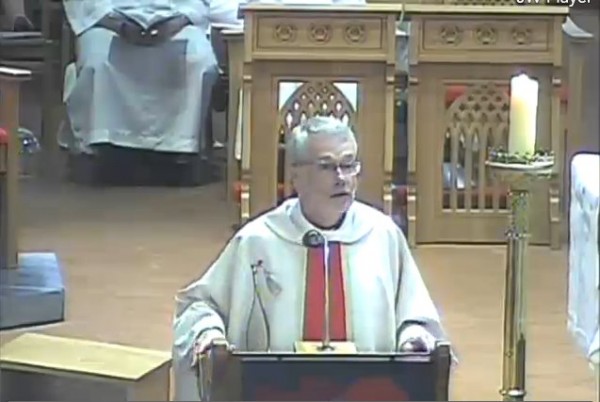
[248,260,271,352]
[302,230,333,351]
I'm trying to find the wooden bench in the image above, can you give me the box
[0,333,172,401]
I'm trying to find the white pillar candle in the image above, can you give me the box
[508,73,539,155]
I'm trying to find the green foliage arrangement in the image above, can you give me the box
[488,148,554,165]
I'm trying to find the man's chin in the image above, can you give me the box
[331,194,354,211]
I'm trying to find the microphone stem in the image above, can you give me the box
[323,242,331,350]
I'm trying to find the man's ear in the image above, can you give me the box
[289,167,301,190]
[289,174,297,190]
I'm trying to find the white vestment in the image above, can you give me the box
[62,0,240,154]
[173,198,445,401]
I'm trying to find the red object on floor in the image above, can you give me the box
[0,128,8,145]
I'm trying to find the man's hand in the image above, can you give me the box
[97,13,191,47]
[191,329,232,367]
[398,324,436,353]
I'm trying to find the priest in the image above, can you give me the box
[172,116,447,400]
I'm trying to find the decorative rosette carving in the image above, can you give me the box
[439,25,463,45]
[474,25,498,45]
[273,24,297,43]
[344,23,366,44]
[511,27,532,45]
[309,24,332,43]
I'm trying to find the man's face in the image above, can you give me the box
[293,135,360,217]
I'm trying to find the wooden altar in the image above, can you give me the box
[0,66,30,270]
[228,2,570,248]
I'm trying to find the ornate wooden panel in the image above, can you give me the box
[250,14,391,60]
[238,3,568,248]
[241,5,396,221]
[443,83,510,213]
[422,19,550,52]
[406,5,567,248]
[415,17,557,65]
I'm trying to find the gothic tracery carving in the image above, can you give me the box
[278,81,355,137]
[444,84,510,209]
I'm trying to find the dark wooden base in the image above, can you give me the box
[66,145,221,187]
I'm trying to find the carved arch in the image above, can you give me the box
[444,84,510,210]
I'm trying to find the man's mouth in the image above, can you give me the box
[331,192,351,198]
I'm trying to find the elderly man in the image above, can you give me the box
[173,116,446,400]
[62,0,240,155]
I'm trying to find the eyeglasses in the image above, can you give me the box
[295,160,361,176]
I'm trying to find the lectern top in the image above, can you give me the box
[232,351,435,363]
[0,333,171,381]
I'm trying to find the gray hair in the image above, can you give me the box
[286,116,357,164]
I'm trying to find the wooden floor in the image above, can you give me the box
[0,179,596,400]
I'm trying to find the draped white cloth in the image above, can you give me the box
[568,152,599,368]
[62,0,240,154]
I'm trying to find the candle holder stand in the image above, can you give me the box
[486,151,555,402]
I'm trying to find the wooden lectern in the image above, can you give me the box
[200,343,452,401]
[0,66,30,270]
[238,3,398,222]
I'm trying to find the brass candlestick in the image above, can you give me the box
[486,151,555,402]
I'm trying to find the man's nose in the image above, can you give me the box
[334,173,349,186]
[335,165,352,179]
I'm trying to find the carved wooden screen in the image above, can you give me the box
[277,80,357,199]
[443,83,509,213]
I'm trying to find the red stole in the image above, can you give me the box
[303,242,347,341]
